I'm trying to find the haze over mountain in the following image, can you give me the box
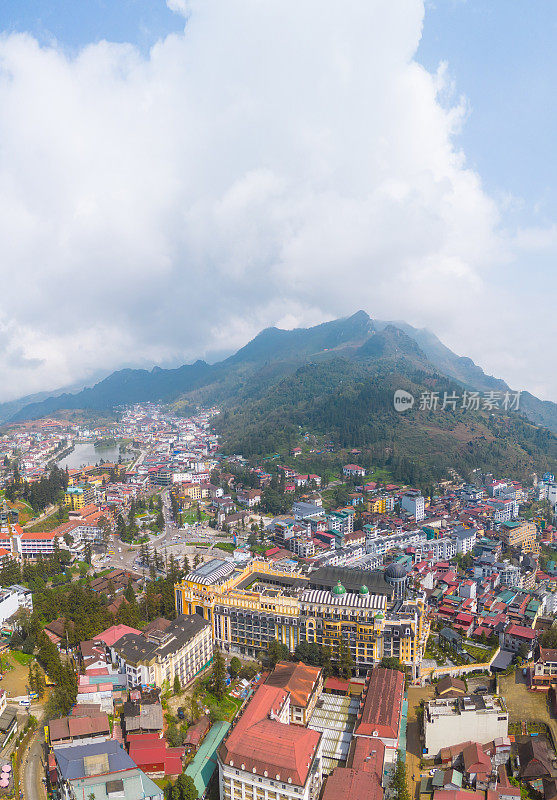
[8,311,557,439]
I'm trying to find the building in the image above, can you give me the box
[401,492,426,522]
[112,614,212,688]
[218,684,323,800]
[50,739,163,800]
[499,623,537,659]
[531,648,557,690]
[48,712,110,747]
[424,695,509,757]
[175,559,430,676]
[343,465,366,478]
[500,520,538,554]
[266,661,323,726]
[0,584,33,625]
[353,666,405,762]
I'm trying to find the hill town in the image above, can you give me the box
[0,401,555,800]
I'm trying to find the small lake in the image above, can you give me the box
[57,442,122,469]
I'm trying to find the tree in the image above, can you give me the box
[263,639,289,670]
[211,647,227,700]
[380,657,405,673]
[229,657,242,679]
[165,774,198,800]
[173,674,181,694]
[392,752,409,800]
[336,638,354,680]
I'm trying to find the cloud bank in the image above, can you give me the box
[0,0,553,401]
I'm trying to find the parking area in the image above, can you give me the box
[498,671,554,726]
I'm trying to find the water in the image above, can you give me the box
[57,442,122,469]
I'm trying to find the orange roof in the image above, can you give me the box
[219,684,321,786]
[266,661,321,708]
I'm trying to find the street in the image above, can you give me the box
[22,723,46,800]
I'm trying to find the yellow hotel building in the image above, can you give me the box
[174,558,429,676]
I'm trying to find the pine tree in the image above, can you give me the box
[211,647,227,700]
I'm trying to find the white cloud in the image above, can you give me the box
[0,0,554,402]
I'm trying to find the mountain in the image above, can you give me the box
[9,310,557,443]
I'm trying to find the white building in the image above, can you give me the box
[424,695,509,756]
[401,492,425,522]
[0,585,33,625]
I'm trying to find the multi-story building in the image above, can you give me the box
[401,492,425,521]
[175,559,430,677]
[500,520,538,554]
[64,484,95,510]
[530,648,557,690]
[218,684,323,800]
[265,661,323,726]
[0,584,33,625]
[111,614,212,688]
[424,695,509,756]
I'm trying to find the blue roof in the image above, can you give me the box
[55,740,133,781]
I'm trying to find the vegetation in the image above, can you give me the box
[5,464,69,512]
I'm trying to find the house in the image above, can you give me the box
[265,661,323,726]
[436,677,466,699]
[518,739,555,780]
[236,488,261,508]
[531,648,557,690]
[462,742,491,785]
[499,624,537,659]
[48,712,110,747]
[353,667,405,762]
[127,733,184,777]
[50,739,163,800]
[123,692,164,737]
[343,465,366,478]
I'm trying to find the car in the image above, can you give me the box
[19,699,30,706]
[474,685,489,694]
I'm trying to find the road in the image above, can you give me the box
[405,686,433,798]
[22,722,46,800]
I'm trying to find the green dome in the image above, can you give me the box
[332,580,346,596]
[359,584,369,595]
[375,612,384,619]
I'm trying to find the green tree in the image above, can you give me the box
[263,639,289,670]
[392,752,409,800]
[211,647,227,700]
[173,674,181,694]
[336,638,354,680]
[229,657,242,679]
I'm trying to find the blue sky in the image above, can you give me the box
[0,0,555,400]
[418,0,557,227]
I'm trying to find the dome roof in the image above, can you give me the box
[331,580,346,595]
[385,562,407,580]
[359,584,369,595]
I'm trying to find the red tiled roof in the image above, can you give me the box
[506,624,536,640]
[219,684,321,786]
[321,768,382,800]
[94,624,141,647]
[354,667,404,740]
[266,662,321,708]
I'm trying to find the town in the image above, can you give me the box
[0,405,555,800]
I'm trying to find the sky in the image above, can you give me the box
[0,0,555,402]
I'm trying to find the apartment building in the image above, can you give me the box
[500,520,538,554]
[401,492,425,521]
